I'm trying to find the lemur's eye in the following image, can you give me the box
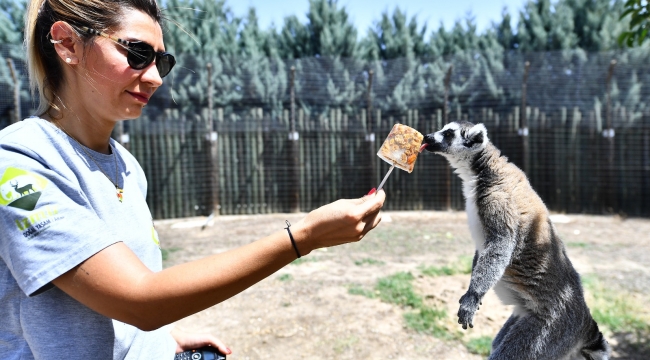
[443,130,454,138]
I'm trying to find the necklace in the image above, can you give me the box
[54,119,124,203]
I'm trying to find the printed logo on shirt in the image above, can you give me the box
[15,205,61,238]
[151,223,161,248]
[0,167,48,211]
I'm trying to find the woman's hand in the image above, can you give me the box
[170,326,231,355]
[292,189,386,255]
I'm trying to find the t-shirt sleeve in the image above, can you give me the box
[0,146,121,296]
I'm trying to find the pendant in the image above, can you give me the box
[117,188,124,203]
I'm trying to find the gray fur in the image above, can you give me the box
[422,121,610,360]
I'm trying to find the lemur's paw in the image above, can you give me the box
[457,291,481,330]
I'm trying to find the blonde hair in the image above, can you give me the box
[24,0,162,116]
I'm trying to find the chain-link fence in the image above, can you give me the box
[2,45,650,218]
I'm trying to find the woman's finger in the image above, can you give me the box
[361,209,383,235]
[204,335,232,355]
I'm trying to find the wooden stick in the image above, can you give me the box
[376,164,395,192]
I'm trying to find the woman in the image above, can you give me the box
[0,0,386,359]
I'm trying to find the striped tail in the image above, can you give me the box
[580,319,610,360]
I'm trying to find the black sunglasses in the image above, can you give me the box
[81,27,176,78]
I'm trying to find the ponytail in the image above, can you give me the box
[25,0,52,115]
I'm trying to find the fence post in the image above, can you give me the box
[443,65,453,210]
[206,63,220,216]
[6,58,21,124]
[603,59,617,213]
[569,107,582,212]
[443,65,453,124]
[641,122,650,216]
[519,61,530,174]
[288,66,300,213]
[367,70,376,191]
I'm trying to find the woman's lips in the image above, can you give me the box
[127,91,150,104]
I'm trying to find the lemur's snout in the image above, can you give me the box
[422,133,441,153]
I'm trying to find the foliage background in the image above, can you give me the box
[1,0,650,219]
[2,0,649,123]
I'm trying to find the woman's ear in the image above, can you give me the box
[49,21,82,65]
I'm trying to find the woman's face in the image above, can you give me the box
[76,9,165,122]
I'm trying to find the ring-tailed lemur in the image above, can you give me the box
[421,121,610,360]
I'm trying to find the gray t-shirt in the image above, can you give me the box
[0,117,176,360]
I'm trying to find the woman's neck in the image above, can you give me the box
[43,105,115,155]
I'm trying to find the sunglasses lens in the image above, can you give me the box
[127,42,155,70]
[126,42,175,77]
[157,53,176,78]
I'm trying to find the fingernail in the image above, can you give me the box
[226,348,232,354]
[367,188,376,196]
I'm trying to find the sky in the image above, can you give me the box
[227,0,529,36]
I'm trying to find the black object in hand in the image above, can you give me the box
[174,346,226,360]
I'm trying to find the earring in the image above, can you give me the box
[50,39,63,44]
[66,58,72,63]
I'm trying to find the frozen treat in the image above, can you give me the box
[377,123,424,173]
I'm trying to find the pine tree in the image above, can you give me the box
[276,0,358,58]
[360,7,428,61]
[357,7,432,117]
[164,0,241,56]
[237,8,287,112]
[0,0,26,45]
[506,0,627,52]
[276,15,313,59]
[159,0,244,114]
[495,8,516,50]
[514,0,544,52]
[274,1,364,119]
[567,0,614,51]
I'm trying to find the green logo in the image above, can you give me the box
[151,224,160,248]
[0,167,48,211]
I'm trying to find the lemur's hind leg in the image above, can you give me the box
[491,314,519,352]
[489,314,577,360]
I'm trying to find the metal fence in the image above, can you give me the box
[2,44,650,218]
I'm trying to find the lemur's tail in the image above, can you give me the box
[580,319,610,360]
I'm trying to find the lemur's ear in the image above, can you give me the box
[464,124,488,148]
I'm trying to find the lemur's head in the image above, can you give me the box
[421,121,489,164]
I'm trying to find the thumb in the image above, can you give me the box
[357,189,386,217]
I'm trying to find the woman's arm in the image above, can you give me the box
[52,191,385,331]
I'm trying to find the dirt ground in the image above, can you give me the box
[156,211,650,360]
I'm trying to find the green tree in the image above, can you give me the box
[495,8,516,50]
[164,0,241,56]
[237,8,287,112]
[160,2,289,122]
[0,0,26,45]
[429,16,504,57]
[276,0,358,58]
[513,0,578,51]
[360,8,428,60]
[502,0,626,51]
[568,0,618,51]
[160,0,243,114]
[618,0,650,46]
[424,17,505,113]
[276,15,312,58]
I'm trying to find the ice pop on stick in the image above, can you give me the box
[375,123,424,191]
